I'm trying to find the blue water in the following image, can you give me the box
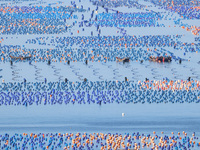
[0,103,200,137]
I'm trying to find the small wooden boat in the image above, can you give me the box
[116,57,130,63]
[10,55,32,60]
[149,56,172,62]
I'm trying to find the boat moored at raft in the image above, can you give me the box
[149,56,172,63]
[10,55,32,61]
[116,57,130,63]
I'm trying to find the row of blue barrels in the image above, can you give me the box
[22,34,198,54]
[1,80,199,91]
[0,88,199,106]
[0,15,75,35]
[168,6,200,19]
[91,0,199,19]
[85,19,157,27]
[0,5,85,13]
[90,0,144,8]
[25,35,184,48]
[146,0,196,8]
[96,12,163,20]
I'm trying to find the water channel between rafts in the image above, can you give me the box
[0,103,199,136]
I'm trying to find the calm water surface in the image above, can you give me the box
[0,103,199,136]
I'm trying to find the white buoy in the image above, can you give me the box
[122,113,125,117]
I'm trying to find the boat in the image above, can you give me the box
[116,57,130,63]
[149,56,172,62]
[10,55,32,60]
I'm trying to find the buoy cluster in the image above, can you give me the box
[0,5,81,35]
[0,80,199,106]
[0,131,199,150]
